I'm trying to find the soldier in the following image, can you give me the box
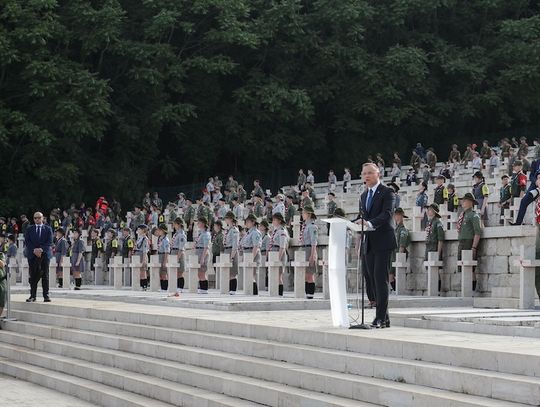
[472,171,489,225]
[223,211,240,294]
[447,184,459,212]
[498,175,512,225]
[390,208,410,293]
[156,224,170,291]
[242,214,262,295]
[171,218,187,295]
[212,220,224,266]
[183,197,196,241]
[70,228,85,290]
[89,228,103,274]
[134,224,150,290]
[433,175,448,206]
[54,228,68,288]
[300,205,318,299]
[425,203,445,292]
[457,193,482,291]
[270,213,289,296]
[194,217,211,294]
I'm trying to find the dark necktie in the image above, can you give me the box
[366,189,374,212]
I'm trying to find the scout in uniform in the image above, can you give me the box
[448,144,461,162]
[131,205,145,231]
[300,188,313,210]
[447,184,459,212]
[237,184,247,203]
[171,218,187,295]
[157,224,170,291]
[253,194,265,218]
[472,171,489,225]
[528,173,540,300]
[264,197,274,222]
[0,252,6,317]
[259,219,270,269]
[223,211,240,294]
[103,229,119,285]
[134,224,150,290]
[54,228,68,288]
[70,228,85,290]
[195,217,211,294]
[300,206,318,299]
[510,160,527,199]
[433,175,448,206]
[252,180,264,199]
[457,193,482,291]
[326,192,338,233]
[390,208,410,293]
[272,194,286,217]
[242,214,262,295]
[231,197,244,221]
[270,213,289,296]
[90,228,103,273]
[216,198,228,220]
[285,195,297,229]
[425,203,445,293]
[212,220,224,266]
[387,182,400,210]
[183,198,196,241]
[499,175,512,225]
[120,227,134,260]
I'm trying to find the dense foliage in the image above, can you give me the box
[1,0,539,213]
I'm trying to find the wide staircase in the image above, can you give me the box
[0,301,539,406]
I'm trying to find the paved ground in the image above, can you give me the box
[0,374,95,407]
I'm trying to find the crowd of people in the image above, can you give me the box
[2,136,540,306]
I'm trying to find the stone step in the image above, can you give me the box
[0,358,175,407]
[5,311,540,405]
[474,297,520,309]
[0,342,369,407]
[11,302,540,377]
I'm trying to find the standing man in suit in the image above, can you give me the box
[24,212,53,302]
[356,163,397,328]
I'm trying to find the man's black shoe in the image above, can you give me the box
[385,318,391,328]
[26,297,36,302]
[44,297,51,303]
[371,319,385,329]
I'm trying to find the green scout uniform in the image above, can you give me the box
[212,230,224,259]
[327,200,337,217]
[254,202,264,218]
[447,192,459,212]
[457,208,481,258]
[301,196,313,209]
[425,217,444,260]
[394,223,410,256]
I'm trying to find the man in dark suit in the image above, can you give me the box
[24,212,53,302]
[356,163,397,328]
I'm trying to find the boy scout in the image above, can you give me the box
[472,171,489,225]
[171,218,187,294]
[157,224,170,291]
[390,208,410,293]
[212,220,224,265]
[183,197,196,241]
[120,227,134,260]
[447,184,459,212]
[134,224,150,290]
[70,229,85,290]
[270,213,289,296]
[243,214,262,295]
[90,229,103,273]
[54,228,68,288]
[300,206,318,299]
[253,194,264,218]
[195,217,211,294]
[285,195,297,226]
[498,175,512,225]
[103,229,119,285]
[425,203,445,261]
[433,175,448,205]
[300,188,313,209]
[231,196,244,220]
[223,211,240,294]
[457,193,482,291]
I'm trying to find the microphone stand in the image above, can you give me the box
[350,214,371,330]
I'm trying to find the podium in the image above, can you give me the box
[322,218,363,328]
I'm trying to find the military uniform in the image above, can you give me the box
[424,217,445,259]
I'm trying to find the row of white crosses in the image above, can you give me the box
[392,250,478,297]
